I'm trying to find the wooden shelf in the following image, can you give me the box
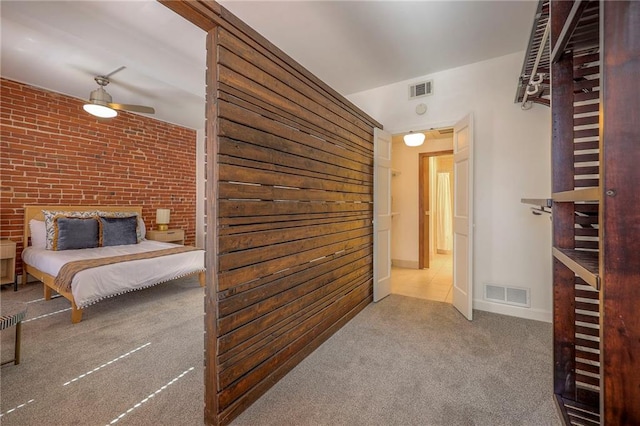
[552,188,600,203]
[521,198,553,208]
[550,0,589,63]
[553,247,600,290]
[554,395,600,426]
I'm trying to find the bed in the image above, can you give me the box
[22,205,205,323]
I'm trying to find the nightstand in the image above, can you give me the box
[146,229,185,245]
[1,240,17,291]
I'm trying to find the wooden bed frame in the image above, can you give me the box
[22,205,205,323]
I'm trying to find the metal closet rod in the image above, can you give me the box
[522,21,550,110]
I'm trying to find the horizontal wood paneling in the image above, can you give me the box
[205,4,381,425]
[218,296,371,425]
[218,212,371,235]
[219,218,370,253]
[218,247,371,317]
[217,235,371,291]
[217,99,371,167]
[165,0,382,425]
[217,276,371,388]
[161,2,381,425]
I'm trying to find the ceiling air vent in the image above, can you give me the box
[409,80,433,99]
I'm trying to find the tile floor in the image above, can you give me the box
[391,253,453,303]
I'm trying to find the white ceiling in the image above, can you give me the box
[1,0,537,130]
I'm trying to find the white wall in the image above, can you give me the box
[348,52,553,322]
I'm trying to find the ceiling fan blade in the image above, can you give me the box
[109,103,155,114]
[105,66,127,78]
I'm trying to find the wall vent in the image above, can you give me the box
[484,284,530,308]
[409,80,433,99]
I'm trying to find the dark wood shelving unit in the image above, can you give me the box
[521,198,552,208]
[551,188,599,203]
[520,1,640,424]
[552,248,599,290]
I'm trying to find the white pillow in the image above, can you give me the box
[138,217,146,240]
[30,219,46,249]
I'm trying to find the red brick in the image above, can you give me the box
[1,78,198,275]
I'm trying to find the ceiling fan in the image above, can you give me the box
[83,66,155,118]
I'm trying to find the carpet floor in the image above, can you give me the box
[1,277,204,426]
[231,295,561,426]
[2,281,561,425]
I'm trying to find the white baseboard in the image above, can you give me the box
[391,259,419,269]
[473,299,551,323]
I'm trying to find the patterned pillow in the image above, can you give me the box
[53,215,100,251]
[97,211,143,242]
[42,210,98,250]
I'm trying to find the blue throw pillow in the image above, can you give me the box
[100,216,138,247]
[54,217,99,251]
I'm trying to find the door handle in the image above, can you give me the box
[425,211,430,215]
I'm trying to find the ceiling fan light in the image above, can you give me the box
[403,131,425,147]
[83,103,117,118]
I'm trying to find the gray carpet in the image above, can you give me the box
[2,282,560,426]
[1,277,204,426]
[231,295,561,426]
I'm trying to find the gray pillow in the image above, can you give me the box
[100,216,138,247]
[54,217,99,250]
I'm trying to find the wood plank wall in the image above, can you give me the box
[550,0,577,402]
[600,1,640,422]
[550,2,603,420]
[160,2,383,425]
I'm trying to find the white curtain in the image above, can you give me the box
[436,172,453,252]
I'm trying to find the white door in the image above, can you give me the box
[452,114,474,320]
[373,128,392,302]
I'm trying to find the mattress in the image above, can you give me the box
[22,240,205,308]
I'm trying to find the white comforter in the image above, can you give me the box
[22,240,205,308]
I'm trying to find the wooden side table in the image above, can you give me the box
[0,240,17,291]
[146,229,185,245]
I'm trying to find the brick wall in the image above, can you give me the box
[0,78,198,276]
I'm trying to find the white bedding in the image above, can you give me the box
[22,240,205,308]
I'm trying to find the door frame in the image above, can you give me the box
[418,149,454,269]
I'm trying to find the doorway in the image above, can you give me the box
[419,150,454,270]
[389,130,455,304]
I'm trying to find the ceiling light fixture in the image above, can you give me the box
[83,102,118,118]
[82,69,154,119]
[403,131,425,147]
[83,83,118,118]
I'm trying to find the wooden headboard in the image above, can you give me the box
[23,205,144,247]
